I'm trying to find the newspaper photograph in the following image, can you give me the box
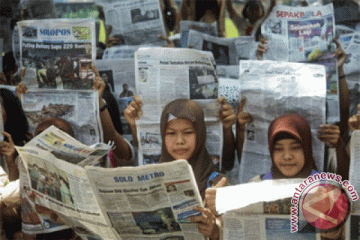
[261,4,340,123]
[179,20,218,48]
[135,47,219,122]
[99,0,167,46]
[19,153,74,235]
[17,129,206,240]
[21,89,103,146]
[187,30,238,66]
[282,0,323,6]
[238,60,326,183]
[18,19,96,90]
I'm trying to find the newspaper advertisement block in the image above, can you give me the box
[261,4,340,123]
[134,47,223,167]
[18,19,96,90]
[21,89,103,146]
[238,60,326,183]
[17,129,205,239]
[99,0,166,46]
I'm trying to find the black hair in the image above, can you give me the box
[163,0,177,32]
[195,0,220,22]
[242,0,265,20]
[0,88,29,145]
[2,51,17,74]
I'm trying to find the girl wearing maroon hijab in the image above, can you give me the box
[260,113,318,180]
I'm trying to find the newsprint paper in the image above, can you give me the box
[18,19,96,90]
[98,0,167,46]
[261,3,340,123]
[134,48,223,168]
[20,89,103,146]
[238,60,326,184]
[17,126,205,240]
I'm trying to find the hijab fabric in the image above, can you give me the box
[268,113,316,179]
[159,99,215,198]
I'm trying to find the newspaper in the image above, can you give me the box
[18,19,96,90]
[261,4,340,123]
[134,47,223,167]
[21,89,103,146]
[179,20,218,48]
[238,60,326,183]
[342,32,360,75]
[187,30,238,66]
[282,0,323,6]
[16,128,205,239]
[19,126,111,235]
[102,45,143,59]
[338,32,354,50]
[95,58,135,138]
[98,0,167,46]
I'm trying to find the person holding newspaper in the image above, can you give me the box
[125,97,233,239]
[17,66,135,167]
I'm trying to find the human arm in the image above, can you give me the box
[217,97,236,171]
[0,132,18,181]
[334,38,350,135]
[93,66,133,166]
[256,36,268,60]
[317,124,349,179]
[218,0,226,37]
[236,97,253,164]
[225,0,239,21]
[124,96,142,147]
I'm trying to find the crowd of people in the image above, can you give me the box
[0,0,360,239]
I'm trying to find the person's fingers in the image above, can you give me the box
[133,96,142,106]
[217,97,226,105]
[91,64,100,78]
[21,67,26,80]
[333,38,341,49]
[214,177,227,188]
[3,132,14,145]
[193,207,214,223]
[237,97,246,113]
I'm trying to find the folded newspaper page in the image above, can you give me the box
[180,20,218,48]
[98,0,166,46]
[261,3,340,123]
[134,47,223,167]
[18,19,96,90]
[18,125,112,235]
[16,130,205,239]
[21,89,103,146]
[238,60,326,183]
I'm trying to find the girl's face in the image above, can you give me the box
[165,118,196,160]
[273,138,305,177]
